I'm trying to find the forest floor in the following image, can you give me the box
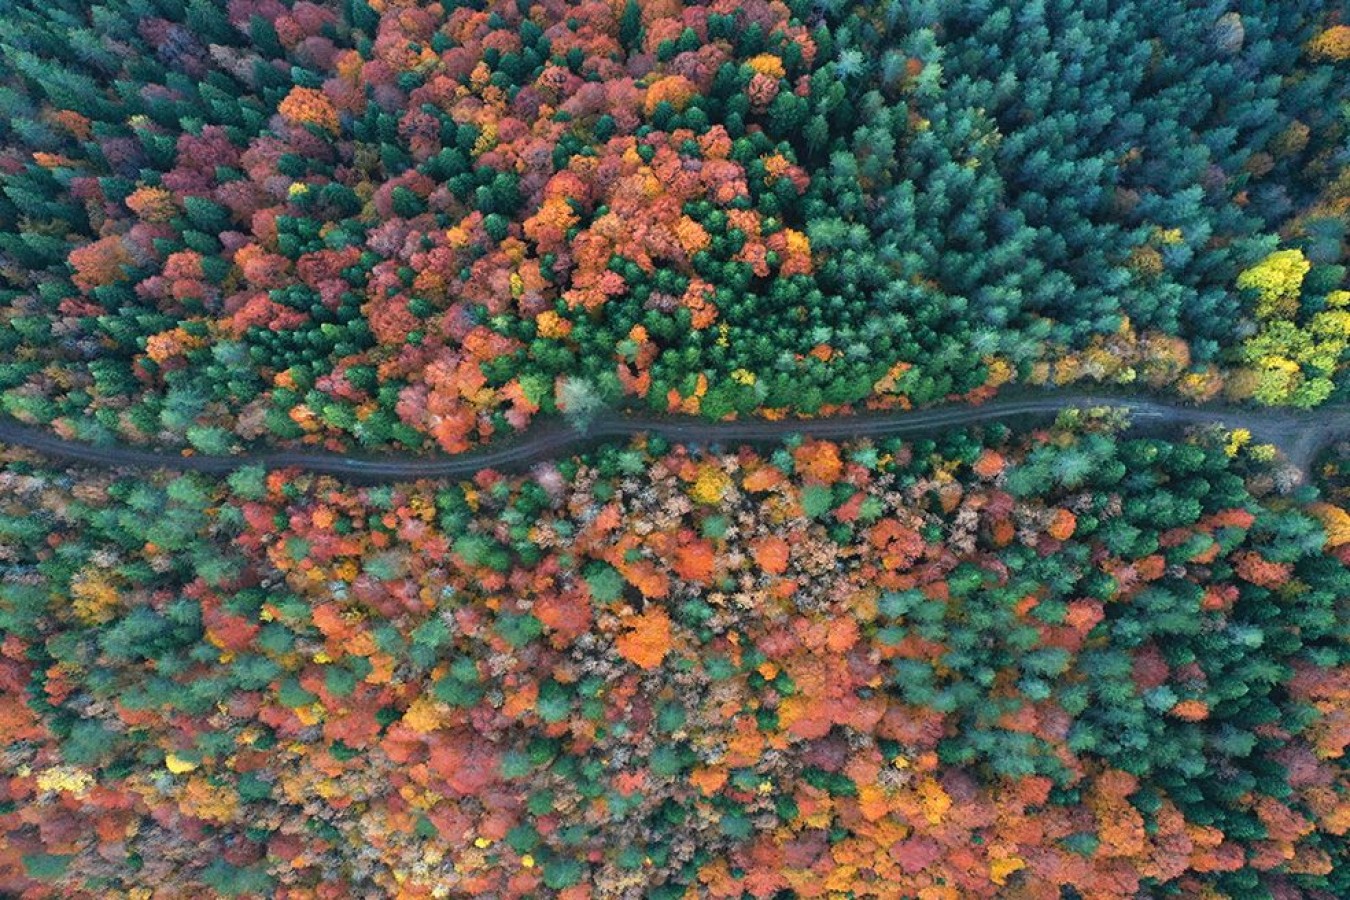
[1,392,1346,482]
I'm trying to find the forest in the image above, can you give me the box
[2,1,1350,898]
[2,418,1348,897]
[0,1,1348,454]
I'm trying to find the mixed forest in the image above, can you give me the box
[2,420,1349,897]
[0,1,1349,452]
[1,1,1350,898]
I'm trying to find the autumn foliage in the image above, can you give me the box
[1,0,1350,896]
[2,421,1348,897]
[3,0,1344,456]
[276,86,340,133]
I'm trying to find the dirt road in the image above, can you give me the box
[1,393,1344,482]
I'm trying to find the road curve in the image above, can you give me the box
[1,392,1347,482]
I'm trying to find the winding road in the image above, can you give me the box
[1,392,1347,482]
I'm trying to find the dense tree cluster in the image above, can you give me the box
[2,420,1347,897]
[1313,440,1350,516]
[5,7,1350,897]
[0,1,1348,452]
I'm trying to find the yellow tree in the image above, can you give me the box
[1237,248,1310,320]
